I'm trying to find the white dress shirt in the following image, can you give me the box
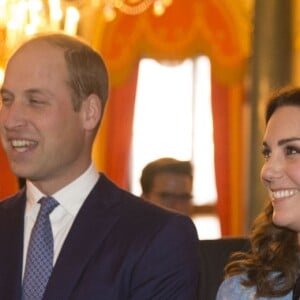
[22,163,100,276]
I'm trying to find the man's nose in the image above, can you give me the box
[1,101,26,129]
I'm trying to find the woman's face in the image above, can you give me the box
[261,105,300,233]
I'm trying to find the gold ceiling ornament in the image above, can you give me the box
[0,0,172,51]
[102,0,173,21]
[0,0,172,83]
[0,0,81,79]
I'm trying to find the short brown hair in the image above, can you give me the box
[20,33,109,114]
[140,158,193,194]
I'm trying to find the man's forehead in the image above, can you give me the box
[2,43,68,93]
[9,40,64,65]
[6,43,66,77]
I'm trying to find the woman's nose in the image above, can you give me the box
[261,156,283,183]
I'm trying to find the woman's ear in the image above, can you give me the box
[81,94,102,130]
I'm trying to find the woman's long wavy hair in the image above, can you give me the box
[225,201,299,296]
[225,87,300,297]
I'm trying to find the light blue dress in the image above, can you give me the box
[216,274,292,300]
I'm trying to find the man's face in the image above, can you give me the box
[0,41,91,194]
[144,172,193,215]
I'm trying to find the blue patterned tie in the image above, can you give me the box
[22,196,58,300]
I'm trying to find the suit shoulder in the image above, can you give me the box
[97,173,171,215]
[97,174,197,235]
[0,189,25,209]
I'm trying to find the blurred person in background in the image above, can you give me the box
[140,157,193,216]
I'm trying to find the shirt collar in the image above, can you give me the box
[26,162,100,216]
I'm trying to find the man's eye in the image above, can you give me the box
[29,98,46,105]
[0,96,13,106]
[29,99,40,104]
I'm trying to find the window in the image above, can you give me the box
[130,57,221,239]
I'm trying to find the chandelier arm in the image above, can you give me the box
[116,0,154,15]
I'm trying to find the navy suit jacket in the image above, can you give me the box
[0,174,200,299]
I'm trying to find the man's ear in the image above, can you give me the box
[81,94,102,130]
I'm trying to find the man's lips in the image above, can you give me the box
[10,139,38,153]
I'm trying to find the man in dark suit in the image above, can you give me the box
[0,33,199,299]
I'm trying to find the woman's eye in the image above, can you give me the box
[261,148,271,159]
[285,146,300,155]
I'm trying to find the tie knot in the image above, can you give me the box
[38,197,59,216]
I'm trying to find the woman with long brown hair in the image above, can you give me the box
[217,87,300,299]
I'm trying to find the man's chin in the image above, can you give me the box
[10,167,31,180]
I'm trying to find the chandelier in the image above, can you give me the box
[103,0,172,21]
[0,0,172,83]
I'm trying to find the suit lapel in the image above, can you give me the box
[44,175,120,299]
[0,191,26,300]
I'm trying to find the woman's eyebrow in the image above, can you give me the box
[278,137,300,146]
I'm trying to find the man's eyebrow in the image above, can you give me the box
[0,88,53,97]
[0,88,12,95]
[24,88,54,97]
